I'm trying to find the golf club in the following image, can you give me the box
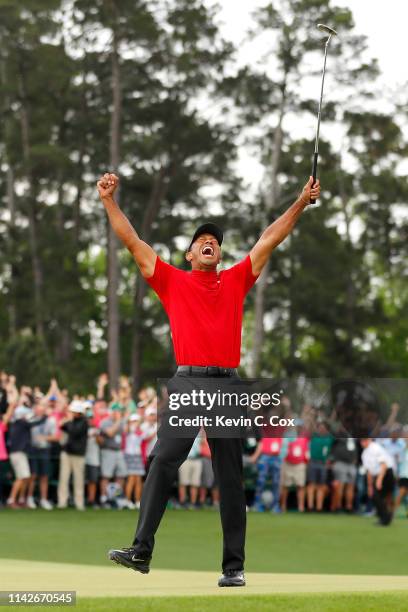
[310,23,338,204]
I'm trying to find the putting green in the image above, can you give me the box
[1,559,408,598]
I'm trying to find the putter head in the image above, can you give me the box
[317,23,338,37]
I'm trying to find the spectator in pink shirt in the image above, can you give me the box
[281,432,310,513]
[0,416,9,505]
[44,379,68,438]
[0,419,8,461]
[91,399,110,428]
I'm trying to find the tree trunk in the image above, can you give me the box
[2,54,17,336]
[18,65,45,340]
[287,234,297,375]
[107,2,122,390]
[56,154,65,234]
[73,149,85,246]
[249,94,285,377]
[337,159,355,372]
[55,328,73,364]
[73,56,90,246]
[130,163,174,389]
[250,259,270,377]
[54,117,75,366]
[6,164,17,336]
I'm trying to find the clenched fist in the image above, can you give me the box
[97,173,119,199]
[300,176,321,205]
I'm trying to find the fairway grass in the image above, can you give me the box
[1,508,407,575]
[9,593,408,612]
[2,559,408,597]
[2,508,408,612]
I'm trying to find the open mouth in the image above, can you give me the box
[201,245,214,257]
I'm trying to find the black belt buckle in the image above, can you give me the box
[177,366,191,376]
[206,366,216,376]
[177,365,234,377]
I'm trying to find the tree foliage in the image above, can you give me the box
[0,0,406,391]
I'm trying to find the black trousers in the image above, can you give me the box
[132,433,246,571]
[373,468,395,526]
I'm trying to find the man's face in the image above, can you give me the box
[119,386,130,402]
[185,233,221,270]
[34,403,46,417]
[94,400,106,412]
[317,422,328,436]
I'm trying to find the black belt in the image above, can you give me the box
[176,365,237,377]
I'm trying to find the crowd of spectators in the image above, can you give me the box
[245,400,407,525]
[0,373,158,511]
[0,371,407,526]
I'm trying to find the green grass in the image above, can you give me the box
[1,508,407,575]
[12,593,408,612]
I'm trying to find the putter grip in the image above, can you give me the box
[310,152,318,204]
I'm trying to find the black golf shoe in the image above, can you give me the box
[218,569,245,587]
[108,547,151,574]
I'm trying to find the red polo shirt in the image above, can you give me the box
[285,437,310,464]
[146,254,259,367]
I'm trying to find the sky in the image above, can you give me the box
[213,0,408,89]
[333,0,408,89]
[199,0,408,208]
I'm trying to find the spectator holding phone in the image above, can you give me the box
[6,401,46,509]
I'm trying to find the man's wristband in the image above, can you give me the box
[299,194,310,206]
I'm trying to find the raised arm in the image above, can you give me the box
[249,177,321,276]
[96,373,109,401]
[3,401,17,425]
[97,173,157,278]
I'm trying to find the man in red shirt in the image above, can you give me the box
[99,172,320,586]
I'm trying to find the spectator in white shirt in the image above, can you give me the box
[124,414,146,509]
[361,438,395,526]
[378,426,405,474]
[178,436,202,509]
[140,407,158,465]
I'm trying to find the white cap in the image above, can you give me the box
[145,407,157,417]
[69,400,86,414]
[145,387,156,399]
[14,406,32,420]
[129,414,142,422]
